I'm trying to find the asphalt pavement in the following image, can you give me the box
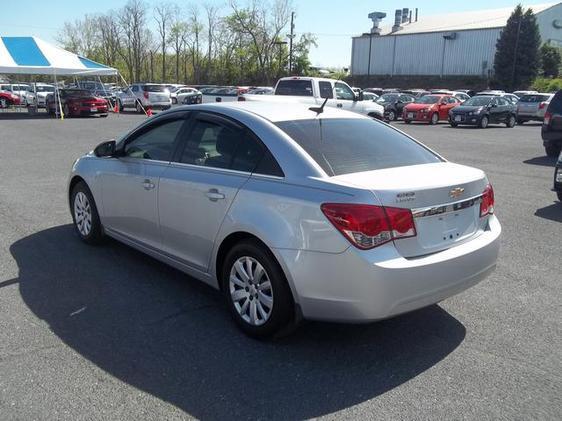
[0,111,560,420]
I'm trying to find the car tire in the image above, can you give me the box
[172,97,177,104]
[557,191,562,202]
[517,119,526,125]
[388,110,396,121]
[136,101,143,114]
[506,115,516,128]
[100,114,108,118]
[118,99,124,112]
[0,98,11,108]
[404,120,412,124]
[450,122,458,127]
[545,145,561,157]
[70,181,104,245]
[63,104,71,118]
[221,239,295,338]
[430,113,439,125]
[479,116,489,129]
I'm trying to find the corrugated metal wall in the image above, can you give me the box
[352,28,502,76]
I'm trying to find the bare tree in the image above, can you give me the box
[97,14,121,67]
[154,3,177,82]
[118,0,149,81]
[203,3,220,80]
[169,20,188,83]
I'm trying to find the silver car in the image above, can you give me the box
[516,93,554,124]
[116,83,172,113]
[68,103,501,337]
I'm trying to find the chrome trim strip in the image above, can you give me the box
[411,194,483,218]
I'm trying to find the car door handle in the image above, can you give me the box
[337,103,343,108]
[142,179,155,190]
[206,188,225,201]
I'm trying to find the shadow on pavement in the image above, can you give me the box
[10,225,466,419]
[523,156,557,167]
[535,202,562,222]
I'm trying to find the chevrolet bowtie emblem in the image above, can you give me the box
[449,187,465,198]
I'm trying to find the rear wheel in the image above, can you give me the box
[404,120,412,124]
[118,99,124,112]
[479,115,489,129]
[430,113,439,125]
[70,181,104,245]
[450,121,458,128]
[517,119,526,125]
[222,239,295,338]
[0,98,11,108]
[387,110,396,121]
[545,145,561,157]
[506,115,516,128]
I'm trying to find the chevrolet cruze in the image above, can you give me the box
[68,103,501,337]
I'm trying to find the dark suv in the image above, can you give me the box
[541,90,562,157]
[375,93,415,121]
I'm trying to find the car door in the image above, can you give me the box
[99,114,188,249]
[488,98,502,123]
[441,97,459,120]
[334,82,359,112]
[495,97,510,122]
[158,112,264,271]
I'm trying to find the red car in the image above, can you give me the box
[402,94,460,124]
[0,90,21,108]
[47,89,108,117]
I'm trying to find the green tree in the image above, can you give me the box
[493,5,541,90]
[540,44,561,78]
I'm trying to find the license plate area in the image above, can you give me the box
[415,208,479,249]
[455,115,462,122]
[408,112,414,119]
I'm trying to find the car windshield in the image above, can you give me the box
[415,95,441,104]
[64,90,92,98]
[376,94,399,104]
[143,85,167,92]
[464,96,494,106]
[36,86,55,93]
[275,118,442,176]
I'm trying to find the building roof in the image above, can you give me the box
[358,3,559,37]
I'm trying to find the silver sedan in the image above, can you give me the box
[68,102,501,338]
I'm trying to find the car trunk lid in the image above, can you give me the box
[332,162,489,257]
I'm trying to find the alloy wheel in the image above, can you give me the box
[74,191,92,237]
[229,256,274,326]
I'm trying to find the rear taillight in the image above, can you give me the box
[320,203,416,250]
[143,92,149,99]
[480,184,495,217]
[544,111,551,125]
[538,102,547,109]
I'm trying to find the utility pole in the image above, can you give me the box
[288,11,295,75]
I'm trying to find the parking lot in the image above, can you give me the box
[0,112,560,420]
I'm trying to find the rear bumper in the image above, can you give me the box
[276,215,501,322]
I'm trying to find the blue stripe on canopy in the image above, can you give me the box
[78,56,108,69]
[2,37,50,66]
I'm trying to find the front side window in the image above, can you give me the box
[335,82,355,101]
[276,118,442,176]
[124,119,184,161]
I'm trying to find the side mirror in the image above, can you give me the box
[94,140,116,157]
[355,92,363,101]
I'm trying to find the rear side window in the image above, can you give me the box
[318,81,333,99]
[276,80,313,96]
[547,91,562,113]
[275,118,442,176]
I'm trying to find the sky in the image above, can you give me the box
[0,0,553,68]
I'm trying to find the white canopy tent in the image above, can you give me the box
[0,36,117,76]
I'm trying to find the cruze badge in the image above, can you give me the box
[449,187,465,199]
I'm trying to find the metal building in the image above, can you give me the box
[351,3,562,77]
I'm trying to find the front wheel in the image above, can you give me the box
[0,98,11,108]
[517,119,526,125]
[450,122,458,127]
[429,113,439,125]
[479,116,489,129]
[506,115,516,128]
[387,110,396,121]
[222,240,295,338]
[70,181,104,244]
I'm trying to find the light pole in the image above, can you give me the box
[274,40,288,77]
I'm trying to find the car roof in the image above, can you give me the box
[170,102,366,123]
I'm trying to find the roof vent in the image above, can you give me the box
[401,8,409,24]
[368,11,387,35]
[392,9,403,32]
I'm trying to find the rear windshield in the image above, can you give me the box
[276,80,313,96]
[143,85,167,92]
[275,118,442,176]
[519,94,552,102]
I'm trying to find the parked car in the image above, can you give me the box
[46,89,108,117]
[0,83,31,105]
[246,87,274,95]
[169,85,188,104]
[375,92,415,121]
[449,95,517,128]
[457,89,476,97]
[202,87,241,103]
[361,91,379,101]
[513,90,537,97]
[116,83,172,113]
[68,102,501,337]
[475,91,519,105]
[241,77,384,119]
[403,89,432,98]
[541,90,562,157]
[177,87,203,105]
[0,89,21,108]
[554,151,562,201]
[31,83,56,108]
[75,81,116,105]
[430,90,470,102]
[364,87,384,96]
[403,95,461,124]
[515,93,554,124]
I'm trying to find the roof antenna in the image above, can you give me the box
[309,97,329,114]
